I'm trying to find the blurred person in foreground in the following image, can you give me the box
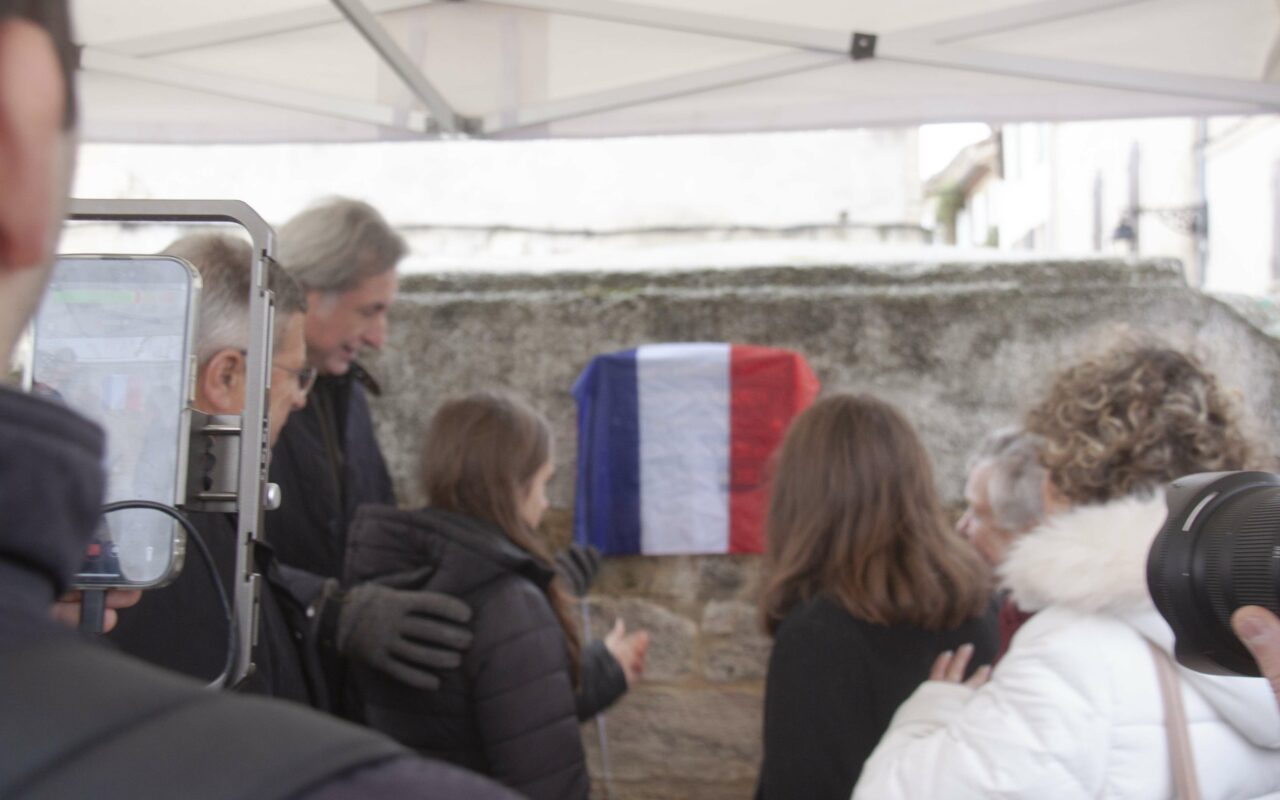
[957,427,1046,660]
[855,336,1280,799]
[0,5,513,794]
[755,393,997,800]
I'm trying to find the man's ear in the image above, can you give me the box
[195,349,247,414]
[0,20,66,273]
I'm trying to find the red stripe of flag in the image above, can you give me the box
[728,345,819,554]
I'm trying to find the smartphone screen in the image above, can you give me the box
[32,255,199,588]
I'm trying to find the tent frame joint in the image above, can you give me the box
[850,31,877,61]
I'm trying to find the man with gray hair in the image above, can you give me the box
[173,232,312,445]
[108,233,316,701]
[111,232,469,705]
[956,427,1046,659]
[268,199,476,715]
[269,197,402,582]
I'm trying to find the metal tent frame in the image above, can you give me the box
[76,0,1280,142]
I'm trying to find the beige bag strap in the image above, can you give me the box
[1146,639,1202,800]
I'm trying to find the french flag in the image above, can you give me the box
[572,343,818,556]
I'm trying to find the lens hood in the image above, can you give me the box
[1148,471,1280,676]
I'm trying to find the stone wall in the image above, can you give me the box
[363,257,1280,800]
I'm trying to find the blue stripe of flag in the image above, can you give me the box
[572,348,642,556]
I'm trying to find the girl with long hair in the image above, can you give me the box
[345,392,647,800]
[756,393,997,800]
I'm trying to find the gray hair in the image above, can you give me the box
[161,233,307,365]
[968,427,1047,533]
[276,197,407,293]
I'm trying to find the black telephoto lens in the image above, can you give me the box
[1148,471,1280,677]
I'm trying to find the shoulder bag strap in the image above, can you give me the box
[1146,638,1202,800]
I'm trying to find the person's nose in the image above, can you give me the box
[956,509,975,539]
[362,313,387,351]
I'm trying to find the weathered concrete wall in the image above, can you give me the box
[363,257,1280,800]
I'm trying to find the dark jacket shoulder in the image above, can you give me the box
[269,367,394,580]
[346,506,590,800]
[758,595,998,800]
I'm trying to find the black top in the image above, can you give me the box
[268,366,394,580]
[346,505,595,800]
[108,511,324,707]
[756,595,999,800]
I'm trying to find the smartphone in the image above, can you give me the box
[30,255,200,588]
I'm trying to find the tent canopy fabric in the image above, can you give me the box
[73,0,1280,143]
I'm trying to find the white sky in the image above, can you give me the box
[918,123,992,181]
[72,124,990,232]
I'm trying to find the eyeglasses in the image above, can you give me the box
[273,363,318,394]
[237,349,318,394]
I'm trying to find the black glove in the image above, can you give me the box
[554,543,601,598]
[333,569,473,691]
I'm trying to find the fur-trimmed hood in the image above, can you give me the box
[999,491,1280,748]
[999,492,1167,616]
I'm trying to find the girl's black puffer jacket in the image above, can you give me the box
[345,505,596,800]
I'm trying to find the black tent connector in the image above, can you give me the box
[851,32,877,60]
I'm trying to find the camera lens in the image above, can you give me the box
[1147,471,1280,677]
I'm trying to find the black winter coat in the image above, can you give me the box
[0,386,518,800]
[756,595,999,800]
[268,366,394,581]
[109,511,324,707]
[346,505,593,800]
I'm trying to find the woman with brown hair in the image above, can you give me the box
[344,392,648,800]
[755,393,997,800]
[855,336,1280,799]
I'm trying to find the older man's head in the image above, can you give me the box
[276,198,406,377]
[957,428,1047,566]
[162,233,312,447]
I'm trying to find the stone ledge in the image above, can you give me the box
[399,256,1185,297]
[581,685,763,783]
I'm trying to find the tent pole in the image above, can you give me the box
[80,47,434,135]
[101,0,442,58]
[330,0,475,134]
[481,52,843,136]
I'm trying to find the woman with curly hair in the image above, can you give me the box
[855,336,1280,799]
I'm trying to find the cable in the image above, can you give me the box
[100,500,237,690]
[77,588,107,635]
[580,601,616,800]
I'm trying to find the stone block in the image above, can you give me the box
[592,555,701,612]
[581,685,763,785]
[701,600,772,683]
[698,555,763,602]
[585,597,696,682]
[591,778,760,800]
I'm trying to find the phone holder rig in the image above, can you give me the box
[67,199,278,687]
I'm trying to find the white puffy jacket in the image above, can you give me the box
[854,493,1280,799]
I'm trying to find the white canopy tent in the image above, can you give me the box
[73,0,1280,143]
